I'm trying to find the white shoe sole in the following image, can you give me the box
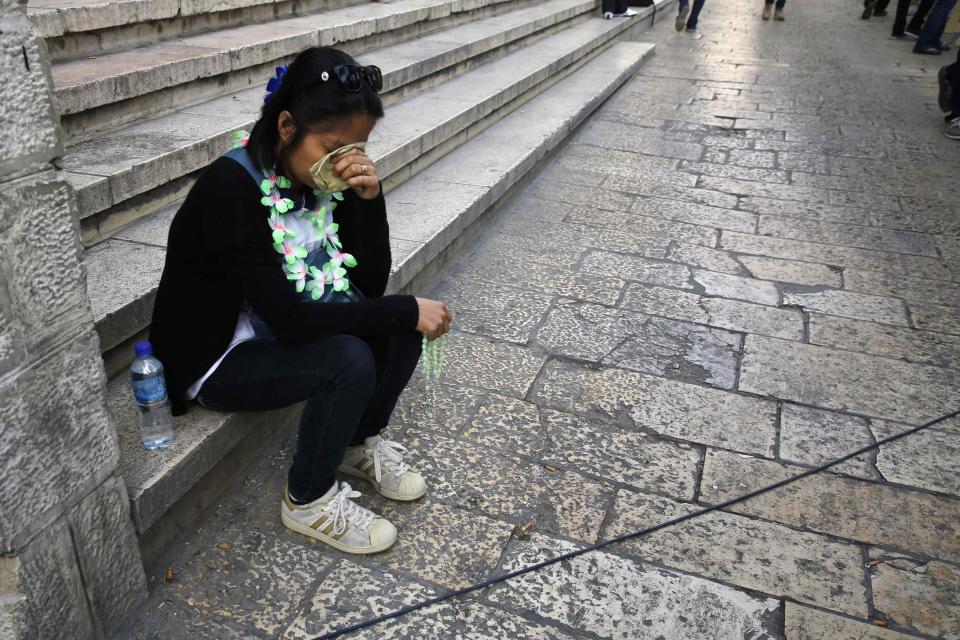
[280,511,395,554]
[338,464,427,501]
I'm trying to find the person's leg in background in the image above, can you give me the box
[602,0,629,18]
[763,0,773,20]
[864,0,892,19]
[892,0,913,35]
[676,0,690,30]
[943,50,960,138]
[685,0,708,30]
[914,0,958,53]
[906,0,937,36]
[774,0,786,20]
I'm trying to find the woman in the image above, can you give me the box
[149,47,453,554]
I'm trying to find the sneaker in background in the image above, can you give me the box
[862,0,875,19]
[762,4,772,20]
[774,7,785,20]
[945,116,960,140]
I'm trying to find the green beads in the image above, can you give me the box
[420,334,446,411]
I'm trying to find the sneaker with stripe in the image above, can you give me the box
[339,436,427,501]
[280,481,397,554]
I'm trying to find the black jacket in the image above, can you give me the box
[149,155,419,415]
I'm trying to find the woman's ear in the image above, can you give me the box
[277,110,297,145]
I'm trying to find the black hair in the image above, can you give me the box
[246,47,385,172]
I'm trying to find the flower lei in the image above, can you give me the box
[231,130,356,300]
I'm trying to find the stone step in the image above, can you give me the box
[73,4,625,249]
[102,37,656,552]
[53,0,552,140]
[31,0,362,61]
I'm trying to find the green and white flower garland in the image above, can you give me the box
[232,130,356,301]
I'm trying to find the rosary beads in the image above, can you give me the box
[420,333,446,412]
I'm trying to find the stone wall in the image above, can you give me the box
[0,0,147,637]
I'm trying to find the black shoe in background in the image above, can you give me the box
[862,0,875,19]
[915,46,943,55]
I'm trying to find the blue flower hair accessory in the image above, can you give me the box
[264,65,288,104]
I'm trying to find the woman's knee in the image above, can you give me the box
[324,334,377,393]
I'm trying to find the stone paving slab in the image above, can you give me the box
[604,490,869,616]
[620,282,804,341]
[533,360,777,455]
[740,335,960,425]
[869,550,960,640]
[700,449,960,562]
[486,533,781,639]
[783,603,922,640]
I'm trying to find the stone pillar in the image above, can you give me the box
[0,0,148,638]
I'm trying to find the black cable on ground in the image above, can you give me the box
[312,407,960,640]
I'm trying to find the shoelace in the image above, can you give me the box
[367,438,412,483]
[323,482,374,534]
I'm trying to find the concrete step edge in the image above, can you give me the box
[31,0,358,40]
[104,36,656,540]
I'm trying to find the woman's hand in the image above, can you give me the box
[415,297,453,341]
[333,149,381,200]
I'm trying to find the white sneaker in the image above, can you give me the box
[603,10,614,18]
[281,482,397,554]
[618,7,639,16]
[339,436,427,501]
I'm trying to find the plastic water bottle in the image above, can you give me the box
[130,341,174,449]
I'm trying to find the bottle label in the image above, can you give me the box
[133,376,168,404]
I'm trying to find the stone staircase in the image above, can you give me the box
[30,0,666,566]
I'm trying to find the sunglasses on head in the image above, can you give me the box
[323,65,383,93]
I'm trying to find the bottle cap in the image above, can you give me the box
[134,341,153,358]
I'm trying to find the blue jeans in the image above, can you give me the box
[678,0,707,27]
[197,331,422,501]
[916,0,958,49]
[765,0,786,8]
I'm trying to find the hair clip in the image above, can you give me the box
[264,65,288,104]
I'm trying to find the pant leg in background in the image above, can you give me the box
[948,50,960,118]
[874,0,892,13]
[907,0,937,33]
[893,0,912,35]
[765,0,786,9]
[196,334,389,502]
[686,0,707,28]
[916,0,959,49]
[352,330,422,443]
[602,0,629,14]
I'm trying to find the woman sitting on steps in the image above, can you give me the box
[149,46,453,555]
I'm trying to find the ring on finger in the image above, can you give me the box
[359,164,369,175]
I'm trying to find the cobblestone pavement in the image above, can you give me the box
[121,0,960,638]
